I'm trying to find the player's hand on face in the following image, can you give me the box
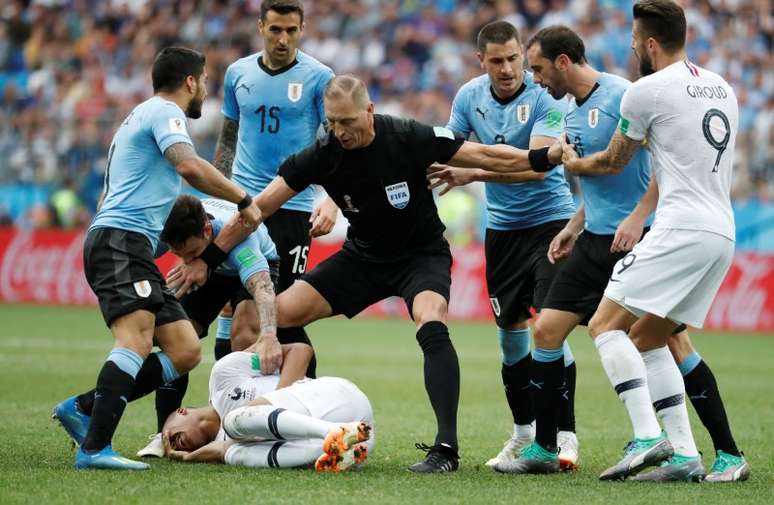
[167,259,208,298]
[162,431,188,461]
[238,200,262,228]
[611,214,645,253]
[426,164,474,196]
[547,227,579,264]
[309,198,338,238]
[256,334,283,375]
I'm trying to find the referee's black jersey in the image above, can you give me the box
[279,114,465,261]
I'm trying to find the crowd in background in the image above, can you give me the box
[0,0,771,232]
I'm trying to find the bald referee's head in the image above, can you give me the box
[323,75,376,150]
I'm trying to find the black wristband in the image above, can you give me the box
[237,193,252,211]
[528,146,555,173]
[199,242,228,270]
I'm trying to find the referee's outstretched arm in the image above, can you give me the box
[252,176,298,222]
[448,138,566,174]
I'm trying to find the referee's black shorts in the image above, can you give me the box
[180,261,280,338]
[83,228,187,327]
[485,219,568,327]
[301,242,452,319]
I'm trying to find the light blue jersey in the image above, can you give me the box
[564,73,652,235]
[90,96,192,250]
[222,50,334,212]
[202,199,278,285]
[447,72,575,230]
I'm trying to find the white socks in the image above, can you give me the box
[514,422,535,440]
[641,346,699,457]
[223,405,339,441]
[225,439,322,468]
[595,330,661,440]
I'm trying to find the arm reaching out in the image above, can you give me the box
[446,139,565,173]
[244,270,281,375]
[611,175,658,253]
[561,131,641,176]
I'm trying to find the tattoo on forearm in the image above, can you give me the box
[164,142,198,167]
[213,118,239,178]
[246,271,277,335]
[600,133,640,172]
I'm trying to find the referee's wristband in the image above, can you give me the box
[237,193,253,211]
[528,146,556,173]
[199,242,228,270]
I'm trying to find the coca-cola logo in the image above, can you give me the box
[0,230,96,305]
[706,253,774,330]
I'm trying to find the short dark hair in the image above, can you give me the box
[161,195,208,247]
[526,25,587,64]
[151,47,206,94]
[477,21,520,54]
[633,0,686,52]
[261,0,304,24]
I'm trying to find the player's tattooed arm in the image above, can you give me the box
[562,131,640,176]
[163,142,199,166]
[213,117,239,178]
[245,271,277,338]
[245,270,283,375]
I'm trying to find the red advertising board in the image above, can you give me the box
[1,228,773,332]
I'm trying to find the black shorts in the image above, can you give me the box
[180,261,280,337]
[485,220,569,327]
[301,241,452,319]
[84,228,188,327]
[264,208,312,293]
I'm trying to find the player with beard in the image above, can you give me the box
[560,0,743,481]
[52,47,262,470]
[251,74,566,472]
[496,25,748,483]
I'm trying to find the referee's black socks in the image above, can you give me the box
[416,321,460,449]
[81,348,143,452]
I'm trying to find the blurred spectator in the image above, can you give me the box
[0,0,770,228]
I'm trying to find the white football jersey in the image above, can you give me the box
[619,60,738,240]
[208,352,280,441]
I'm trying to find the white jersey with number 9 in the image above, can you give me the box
[618,60,738,241]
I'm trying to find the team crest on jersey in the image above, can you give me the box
[288,82,303,102]
[489,297,501,317]
[133,280,152,298]
[588,108,600,128]
[516,104,530,124]
[385,182,410,209]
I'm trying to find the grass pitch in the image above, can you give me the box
[0,304,772,504]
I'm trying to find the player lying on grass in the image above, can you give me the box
[161,346,375,471]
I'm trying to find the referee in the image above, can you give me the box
[253,75,563,473]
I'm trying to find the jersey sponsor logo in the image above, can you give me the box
[619,117,630,135]
[475,107,487,120]
[545,108,563,130]
[168,118,187,135]
[517,104,530,124]
[236,82,252,95]
[385,181,410,209]
[433,126,454,140]
[288,82,303,102]
[236,248,259,268]
[489,297,501,317]
[588,108,599,128]
[133,280,152,298]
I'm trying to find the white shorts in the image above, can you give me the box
[604,228,734,328]
[263,377,375,426]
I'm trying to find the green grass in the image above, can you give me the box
[0,304,772,504]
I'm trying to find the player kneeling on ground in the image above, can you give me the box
[162,345,375,471]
